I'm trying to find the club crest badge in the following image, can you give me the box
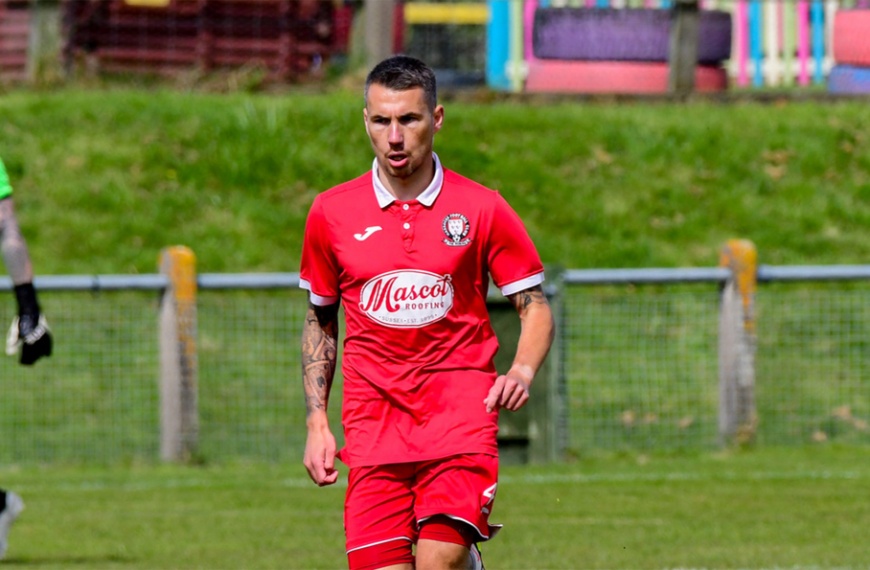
[442,213,472,247]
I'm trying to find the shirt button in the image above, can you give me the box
[402,204,410,210]
[403,223,411,229]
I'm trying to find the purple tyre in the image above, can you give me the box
[828,65,870,95]
[533,7,732,64]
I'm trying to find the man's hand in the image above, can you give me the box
[484,365,533,413]
[303,415,339,486]
[6,313,52,365]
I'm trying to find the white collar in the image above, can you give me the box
[371,152,443,208]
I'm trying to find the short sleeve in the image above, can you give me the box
[299,195,340,305]
[487,193,545,296]
[0,158,13,200]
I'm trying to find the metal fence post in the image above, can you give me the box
[159,246,199,462]
[718,239,758,445]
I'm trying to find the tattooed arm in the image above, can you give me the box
[0,197,34,285]
[301,300,340,486]
[484,284,555,413]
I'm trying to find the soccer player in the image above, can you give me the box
[0,156,53,560]
[300,55,555,570]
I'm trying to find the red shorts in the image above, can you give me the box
[344,454,501,555]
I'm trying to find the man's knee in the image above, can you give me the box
[415,516,476,570]
[415,538,470,570]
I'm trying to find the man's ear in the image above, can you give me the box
[433,105,444,133]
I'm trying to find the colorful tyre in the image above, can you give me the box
[828,65,870,95]
[833,10,870,66]
[524,60,728,94]
[533,7,732,64]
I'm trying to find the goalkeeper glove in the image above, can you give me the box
[6,282,52,365]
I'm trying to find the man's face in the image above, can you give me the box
[364,84,443,182]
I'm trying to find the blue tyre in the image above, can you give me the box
[828,65,870,95]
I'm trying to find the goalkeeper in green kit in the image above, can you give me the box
[0,156,52,560]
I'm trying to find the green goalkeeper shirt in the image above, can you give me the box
[0,157,12,200]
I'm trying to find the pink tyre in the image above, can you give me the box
[833,10,870,66]
[524,60,728,94]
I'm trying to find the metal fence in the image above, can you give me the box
[1,266,868,467]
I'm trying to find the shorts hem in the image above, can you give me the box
[417,514,503,542]
[346,535,413,555]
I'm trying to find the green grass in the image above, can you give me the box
[1,87,870,274]
[2,446,868,569]
[1,87,868,457]
[1,85,869,568]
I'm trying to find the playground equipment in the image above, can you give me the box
[829,8,870,93]
[482,0,870,93]
[524,4,732,94]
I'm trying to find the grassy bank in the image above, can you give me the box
[1,87,869,274]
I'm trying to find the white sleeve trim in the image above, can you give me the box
[500,272,545,297]
[299,278,339,306]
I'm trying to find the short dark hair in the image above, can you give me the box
[364,55,437,111]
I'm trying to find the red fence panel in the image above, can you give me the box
[63,0,339,82]
[0,0,30,82]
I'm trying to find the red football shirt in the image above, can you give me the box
[300,154,545,467]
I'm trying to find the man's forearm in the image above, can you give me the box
[0,198,34,285]
[301,302,339,418]
[508,286,555,384]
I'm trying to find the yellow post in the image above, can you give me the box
[718,239,758,445]
[720,238,758,331]
[159,246,199,462]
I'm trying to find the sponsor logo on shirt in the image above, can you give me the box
[359,270,454,328]
[442,213,472,247]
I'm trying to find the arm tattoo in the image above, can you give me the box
[302,302,339,416]
[507,285,549,314]
[0,198,34,285]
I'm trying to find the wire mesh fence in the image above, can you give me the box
[0,290,161,464]
[562,284,722,454]
[196,289,309,462]
[754,283,870,445]
[1,270,868,466]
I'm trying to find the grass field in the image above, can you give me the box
[2,446,868,569]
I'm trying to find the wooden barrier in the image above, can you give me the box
[0,0,29,83]
[62,0,338,82]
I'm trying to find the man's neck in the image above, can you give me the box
[379,157,435,202]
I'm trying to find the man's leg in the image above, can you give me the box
[415,516,483,570]
[413,454,500,570]
[0,489,25,560]
[345,465,417,570]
